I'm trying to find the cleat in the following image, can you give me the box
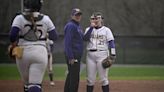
[50,81,55,86]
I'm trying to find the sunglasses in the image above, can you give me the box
[75,13,82,16]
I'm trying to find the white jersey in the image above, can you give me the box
[12,12,55,46]
[85,26,114,50]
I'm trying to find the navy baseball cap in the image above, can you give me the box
[71,8,82,16]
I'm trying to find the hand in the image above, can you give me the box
[108,55,116,62]
[8,44,16,59]
[69,59,78,65]
[90,22,97,27]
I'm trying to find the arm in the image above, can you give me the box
[46,16,58,51]
[102,40,116,68]
[83,27,93,41]
[64,25,74,60]
[46,16,58,42]
[108,40,116,61]
[8,26,20,59]
[48,29,58,42]
[10,26,20,43]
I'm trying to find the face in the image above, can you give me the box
[72,14,82,22]
[90,16,102,27]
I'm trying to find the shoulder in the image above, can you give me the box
[102,26,110,30]
[41,14,54,24]
[67,20,75,25]
[85,27,90,31]
[12,14,24,23]
[65,21,76,28]
[64,22,77,33]
[14,14,24,19]
[102,26,112,32]
[42,14,50,19]
[35,13,51,21]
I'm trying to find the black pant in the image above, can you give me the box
[64,58,81,92]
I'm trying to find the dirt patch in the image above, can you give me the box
[0,80,164,92]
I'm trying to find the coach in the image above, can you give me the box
[63,8,83,92]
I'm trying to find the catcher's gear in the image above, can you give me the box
[102,55,116,69]
[24,0,43,12]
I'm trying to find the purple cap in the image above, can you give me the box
[71,8,82,16]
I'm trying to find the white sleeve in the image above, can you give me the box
[45,16,55,32]
[106,27,114,41]
[11,15,22,28]
[84,27,90,34]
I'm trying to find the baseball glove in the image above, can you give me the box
[8,44,16,59]
[8,44,24,59]
[102,56,116,69]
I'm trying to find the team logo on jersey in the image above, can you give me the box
[91,34,106,45]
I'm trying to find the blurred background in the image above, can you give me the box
[0,0,164,64]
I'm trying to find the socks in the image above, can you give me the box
[28,84,42,92]
[87,85,94,92]
[24,85,28,92]
[49,73,53,81]
[102,85,109,92]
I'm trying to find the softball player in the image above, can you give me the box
[9,0,58,92]
[84,12,116,92]
[46,38,55,86]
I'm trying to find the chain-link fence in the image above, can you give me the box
[115,36,164,64]
[1,33,164,64]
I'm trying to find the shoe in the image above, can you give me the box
[50,81,55,86]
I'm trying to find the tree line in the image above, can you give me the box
[0,0,164,36]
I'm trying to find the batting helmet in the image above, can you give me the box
[24,0,43,12]
[90,12,104,19]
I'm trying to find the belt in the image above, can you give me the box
[88,49,105,52]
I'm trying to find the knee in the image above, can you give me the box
[87,79,95,86]
[28,84,42,92]
[101,79,109,86]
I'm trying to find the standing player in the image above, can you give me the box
[64,8,84,92]
[83,12,116,92]
[9,0,58,92]
[46,38,55,86]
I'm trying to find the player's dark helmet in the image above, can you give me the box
[24,0,43,12]
[91,12,104,19]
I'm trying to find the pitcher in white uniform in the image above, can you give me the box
[83,12,116,92]
[9,0,58,92]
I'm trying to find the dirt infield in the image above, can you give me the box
[0,80,164,92]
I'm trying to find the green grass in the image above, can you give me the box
[109,66,164,80]
[0,64,164,80]
[0,64,20,80]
